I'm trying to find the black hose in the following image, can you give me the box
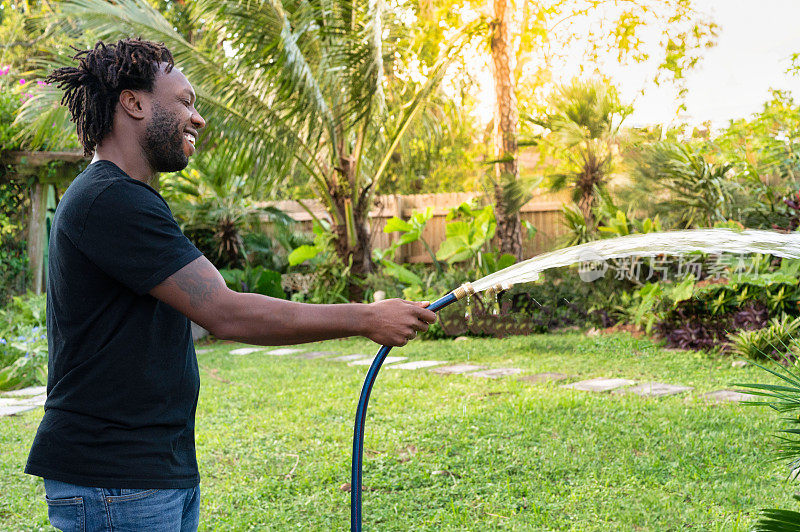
[350,291,459,531]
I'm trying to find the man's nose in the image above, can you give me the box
[192,111,206,130]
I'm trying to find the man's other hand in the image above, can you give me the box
[363,299,437,347]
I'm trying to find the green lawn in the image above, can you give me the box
[0,333,793,530]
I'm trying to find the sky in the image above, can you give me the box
[620,0,800,127]
[464,0,800,129]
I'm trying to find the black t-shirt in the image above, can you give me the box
[25,160,204,489]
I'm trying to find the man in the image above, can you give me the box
[26,38,436,531]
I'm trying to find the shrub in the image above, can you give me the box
[0,293,47,390]
[219,266,286,299]
[729,315,800,362]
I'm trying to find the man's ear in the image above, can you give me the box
[118,89,147,120]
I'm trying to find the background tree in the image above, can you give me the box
[19,0,480,299]
[490,0,522,259]
[535,78,631,232]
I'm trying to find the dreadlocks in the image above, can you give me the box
[46,38,175,156]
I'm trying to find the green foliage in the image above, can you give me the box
[729,315,800,362]
[739,350,800,530]
[0,67,25,152]
[163,159,295,270]
[534,79,631,231]
[0,179,29,303]
[0,293,47,391]
[436,202,496,265]
[219,266,286,300]
[380,207,439,266]
[287,221,334,268]
[627,141,737,228]
[284,221,352,304]
[561,190,662,246]
[616,276,695,333]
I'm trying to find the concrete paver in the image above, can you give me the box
[387,361,445,370]
[467,368,523,379]
[615,382,693,397]
[562,378,636,393]
[430,364,487,375]
[518,372,570,384]
[295,351,338,360]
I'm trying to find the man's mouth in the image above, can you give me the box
[184,131,196,146]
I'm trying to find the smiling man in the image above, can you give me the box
[25,38,435,531]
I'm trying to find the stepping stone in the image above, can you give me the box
[2,386,46,397]
[430,364,487,375]
[330,354,370,362]
[518,372,569,384]
[14,394,46,406]
[0,404,38,417]
[701,390,758,404]
[229,347,266,355]
[349,356,407,366]
[387,360,445,370]
[562,378,636,393]
[266,348,304,356]
[295,351,338,360]
[467,368,523,379]
[614,382,693,397]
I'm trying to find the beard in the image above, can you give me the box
[141,102,189,174]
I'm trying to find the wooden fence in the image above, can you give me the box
[265,190,571,262]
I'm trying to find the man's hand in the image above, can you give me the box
[362,299,437,347]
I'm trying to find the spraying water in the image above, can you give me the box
[471,228,800,294]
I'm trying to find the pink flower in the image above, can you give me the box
[37,80,46,86]
[19,78,26,84]
[0,66,9,76]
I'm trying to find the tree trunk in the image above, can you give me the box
[329,160,373,301]
[491,0,523,259]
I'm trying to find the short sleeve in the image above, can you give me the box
[78,181,203,295]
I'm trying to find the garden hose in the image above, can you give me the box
[350,282,477,532]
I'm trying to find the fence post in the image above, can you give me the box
[27,180,47,295]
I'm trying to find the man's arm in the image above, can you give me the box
[149,256,437,347]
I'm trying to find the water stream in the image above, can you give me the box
[470,228,800,294]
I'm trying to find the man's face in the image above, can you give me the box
[140,65,205,173]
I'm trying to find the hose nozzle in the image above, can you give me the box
[452,282,475,300]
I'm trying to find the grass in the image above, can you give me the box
[0,332,793,530]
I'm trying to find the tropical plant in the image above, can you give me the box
[19,0,482,300]
[161,151,295,270]
[534,79,632,232]
[738,360,800,530]
[0,293,47,390]
[729,315,800,362]
[219,266,286,300]
[435,201,515,277]
[627,141,737,228]
[379,207,439,271]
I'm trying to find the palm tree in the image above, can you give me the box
[18,0,480,297]
[533,79,631,232]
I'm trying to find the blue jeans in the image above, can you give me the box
[44,478,200,531]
